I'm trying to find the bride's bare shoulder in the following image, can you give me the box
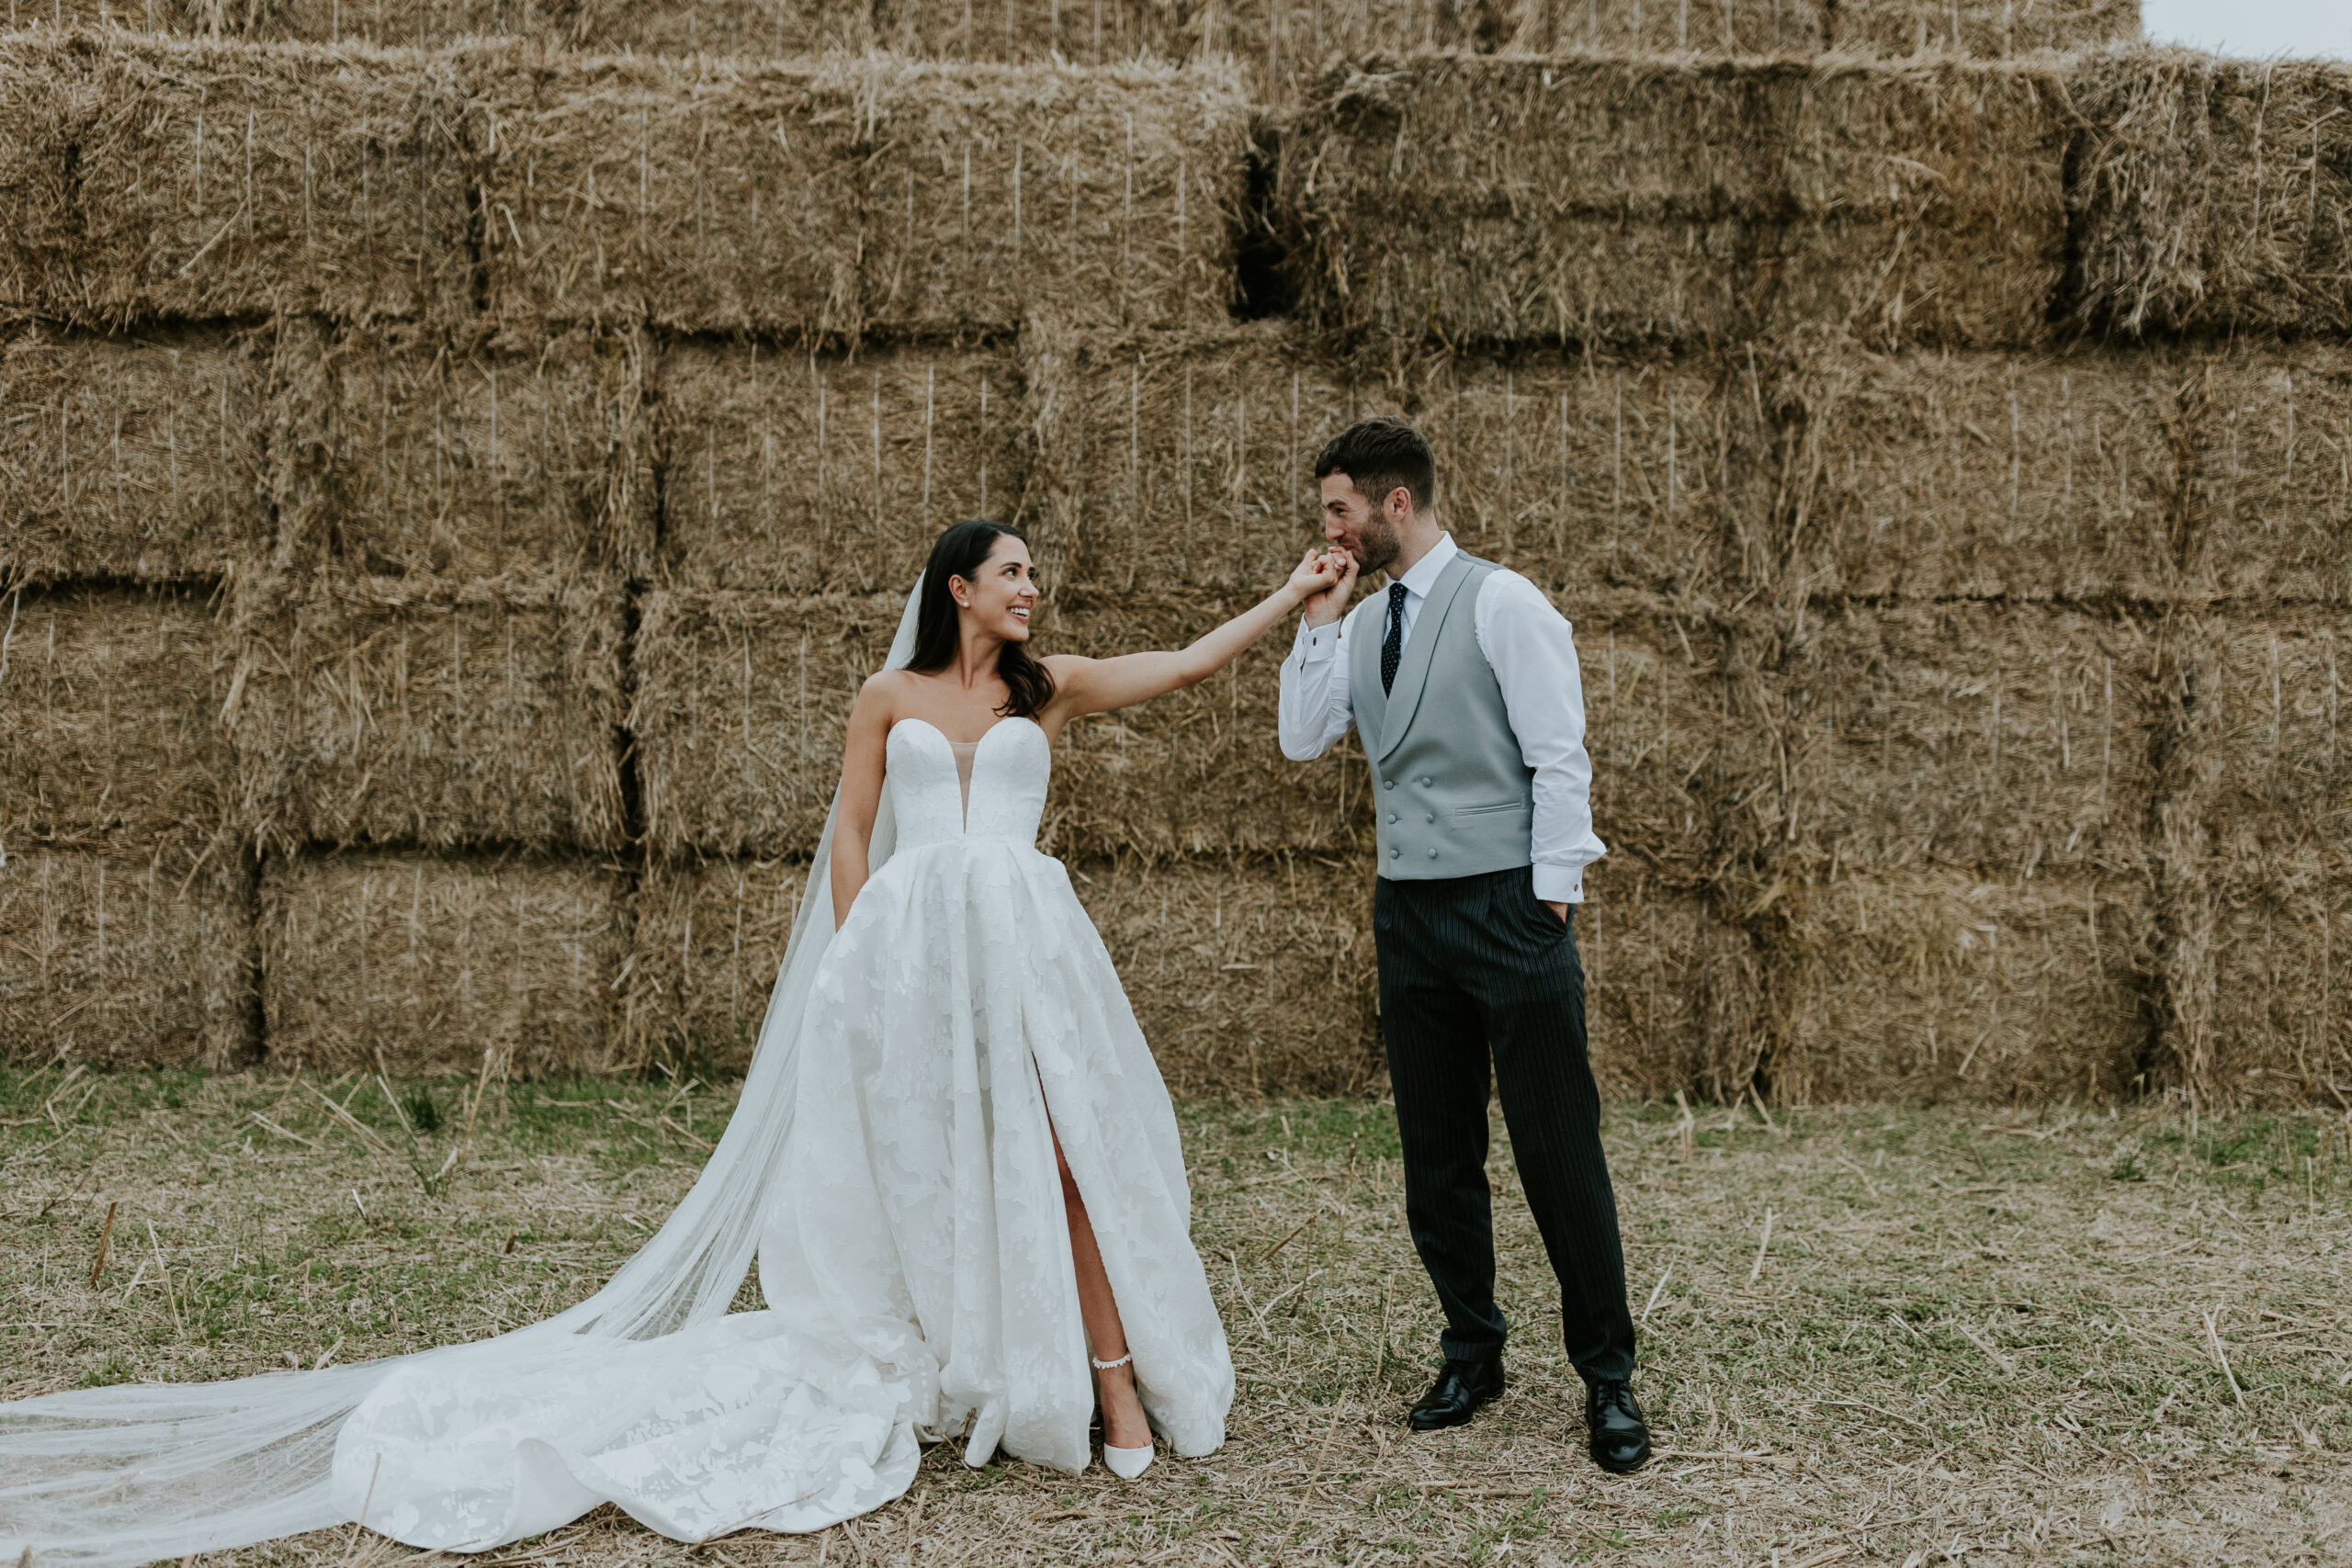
[850,668,920,727]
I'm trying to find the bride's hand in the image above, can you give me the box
[1293,547,1358,629]
[1285,547,1339,606]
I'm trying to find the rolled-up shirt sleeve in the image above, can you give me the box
[1278,611,1355,761]
[1476,572,1608,903]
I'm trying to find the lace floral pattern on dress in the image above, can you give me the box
[325,716,1233,1550]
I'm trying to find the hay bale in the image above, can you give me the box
[0,33,104,311]
[1407,348,1743,594]
[473,51,1249,337]
[1068,852,1380,1096]
[1021,321,1364,595]
[229,571,628,853]
[630,589,907,858]
[1765,333,2192,602]
[2188,343,2352,605]
[2068,51,2352,338]
[1777,60,2070,348]
[1826,0,2138,57]
[1277,53,2067,350]
[808,57,1253,338]
[1776,870,2147,1105]
[1576,874,1760,1101]
[0,323,269,583]
[2193,610,2349,867]
[1208,0,1510,88]
[18,0,1191,62]
[1510,0,1823,54]
[0,582,237,855]
[2205,868,2349,1109]
[271,321,653,580]
[623,854,809,1075]
[259,848,625,1076]
[605,0,1189,63]
[1045,593,1361,856]
[656,338,1023,592]
[0,842,254,1069]
[1565,589,1756,889]
[2,34,471,327]
[1278,54,1787,347]
[1778,602,2160,878]
[1023,329,1744,597]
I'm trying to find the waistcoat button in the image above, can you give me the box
[1428,848,1439,859]
[1390,846,1401,859]
[1384,779,1396,791]
[1386,812,1397,824]
[1425,811,1435,823]
[1419,776,1432,786]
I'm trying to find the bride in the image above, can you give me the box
[0,522,1348,1563]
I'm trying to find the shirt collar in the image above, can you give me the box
[1391,532,1458,600]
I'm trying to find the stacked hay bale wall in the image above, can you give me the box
[8,6,2348,1111]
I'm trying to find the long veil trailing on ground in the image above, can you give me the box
[0,582,930,1568]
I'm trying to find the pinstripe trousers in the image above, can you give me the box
[1374,864,1637,1385]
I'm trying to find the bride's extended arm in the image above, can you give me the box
[830,676,895,928]
[1045,550,1343,720]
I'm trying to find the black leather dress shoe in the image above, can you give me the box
[1407,1353,1505,1430]
[1584,1379,1651,1472]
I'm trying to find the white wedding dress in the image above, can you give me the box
[331,716,1232,1548]
[0,581,1232,1566]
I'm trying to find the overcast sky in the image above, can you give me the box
[2142,0,2351,56]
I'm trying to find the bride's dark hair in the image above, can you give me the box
[907,520,1057,718]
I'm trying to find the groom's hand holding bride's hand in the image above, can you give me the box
[1291,547,1359,629]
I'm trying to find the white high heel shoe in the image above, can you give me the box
[1091,1352,1154,1480]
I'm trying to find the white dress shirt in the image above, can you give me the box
[1277,533,1607,903]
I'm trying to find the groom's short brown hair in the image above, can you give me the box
[1315,417,1436,514]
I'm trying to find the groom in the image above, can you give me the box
[1277,418,1647,1472]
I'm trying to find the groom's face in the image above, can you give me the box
[1320,472,1404,576]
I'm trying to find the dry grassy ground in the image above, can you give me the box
[3,1068,2348,1567]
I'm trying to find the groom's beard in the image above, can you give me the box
[1346,516,1402,577]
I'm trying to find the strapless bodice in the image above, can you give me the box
[886,716,1050,852]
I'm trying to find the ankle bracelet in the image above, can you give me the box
[1090,1351,1132,1371]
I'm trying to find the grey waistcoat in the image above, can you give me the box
[1351,552,1535,881]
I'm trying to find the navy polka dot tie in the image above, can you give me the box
[1380,581,1408,694]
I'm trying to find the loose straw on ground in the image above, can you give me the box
[1289,1396,1350,1533]
[87,1200,117,1286]
[2203,1305,2246,1407]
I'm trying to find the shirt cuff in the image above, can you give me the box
[1293,618,1341,661]
[1531,864,1585,904]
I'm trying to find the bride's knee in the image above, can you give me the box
[1055,1145,1086,1210]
